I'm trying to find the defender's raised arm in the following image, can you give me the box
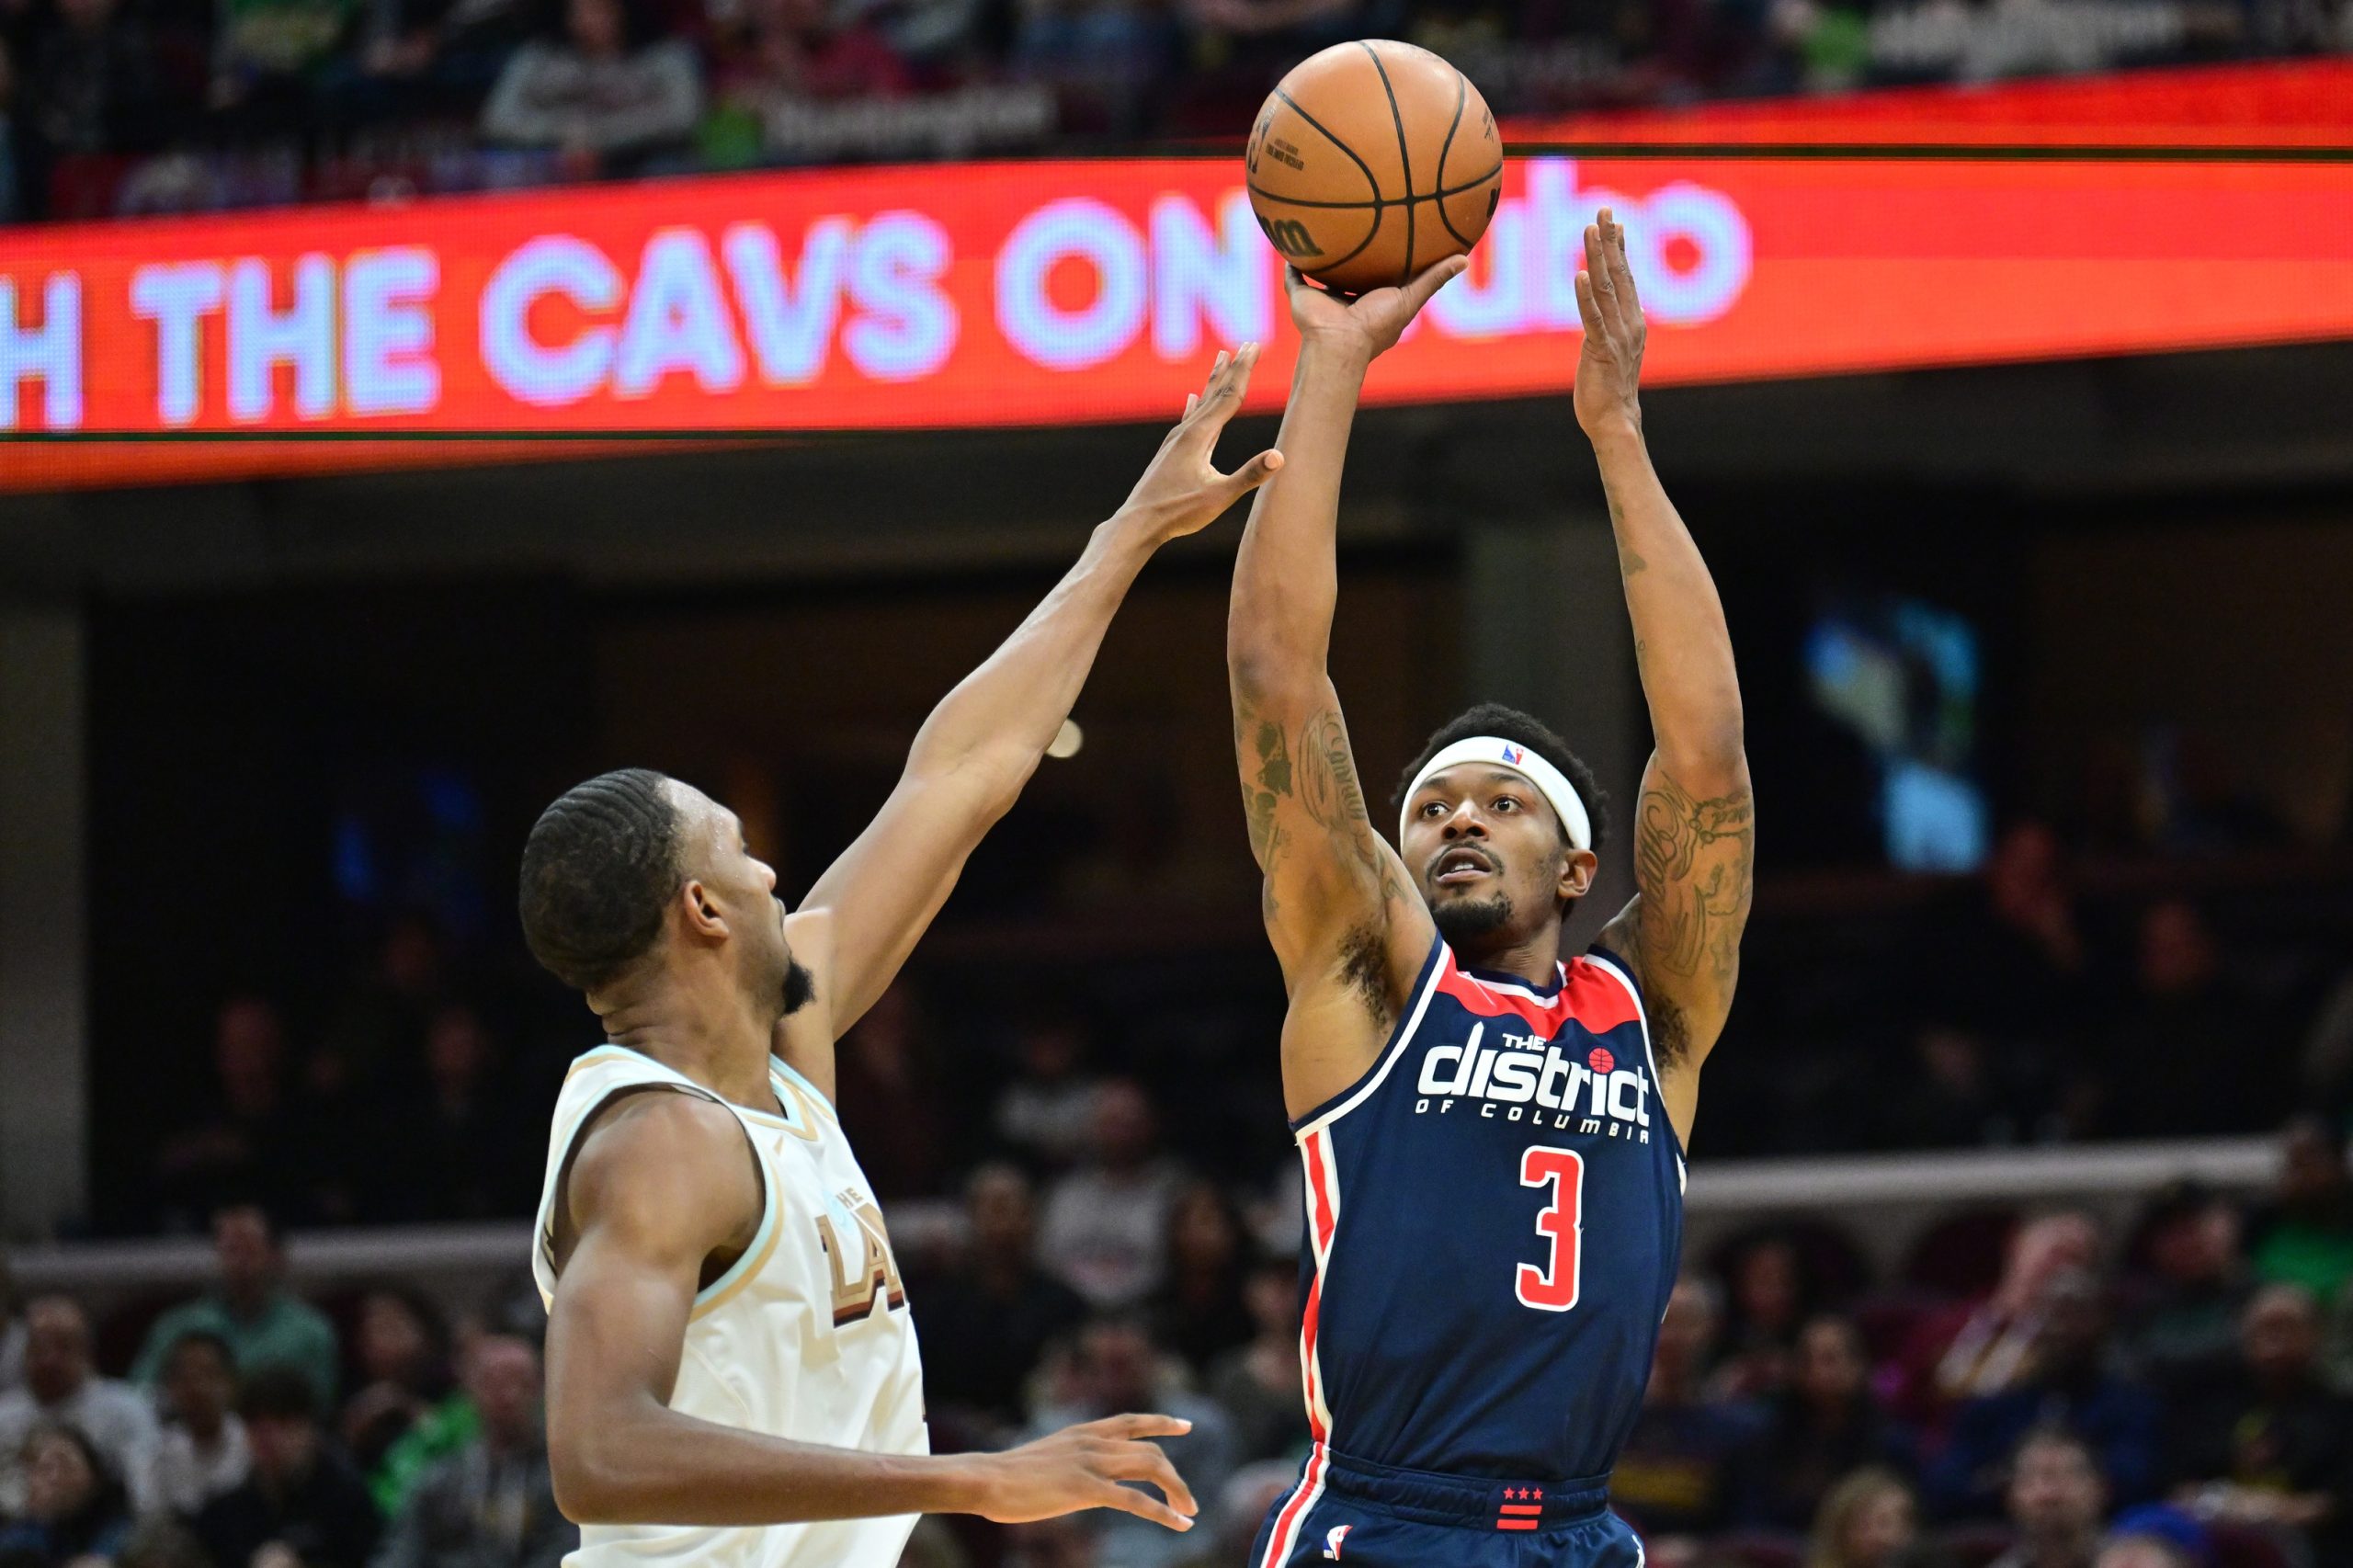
[1580,210,1756,1143]
[787,350,1280,1078]
[1225,262,1461,1116]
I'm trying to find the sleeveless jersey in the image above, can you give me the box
[532,1045,927,1568]
[1286,937,1683,1483]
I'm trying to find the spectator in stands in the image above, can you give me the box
[387,1006,532,1221]
[132,1205,341,1412]
[1804,1466,1923,1568]
[1711,1233,1818,1400]
[909,1163,1086,1434]
[1024,1316,1234,1568]
[2106,902,2281,1136]
[22,0,168,160]
[1010,0,1175,129]
[320,0,529,127]
[1880,1025,2029,1151]
[1889,1210,2099,1425]
[0,1259,23,1394]
[153,999,296,1231]
[1612,1275,1760,1546]
[1205,1254,1310,1466]
[2245,1115,2353,1303]
[194,1367,381,1568]
[1732,1314,1916,1532]
[994,1014,1102,1171]
[1987,1427,2107,1568]
[370,1335,574,1568]
[2117,1180,2248,1389]
[0,1297,160,1516]
[480,0,701,176]
[336,1289,460,1511]
[153,1331,252,1517]
[1038,1078,1185,1309]
[211,0,362,131]
[1929,1268,2159,1519]
[320,915,449,1090]
[2095,1506,2210,1568]
[2161,1282,2353,1561]
[1150,1182,1252,1376]
[0,1425,134,1566]
[831,986,947,1201]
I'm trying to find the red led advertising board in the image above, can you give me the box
[3,132,2351,490]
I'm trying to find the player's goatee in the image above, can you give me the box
[783,958,817,1016]
[1433,894,1513,943]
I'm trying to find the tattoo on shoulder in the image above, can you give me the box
[1634,769,1756,997]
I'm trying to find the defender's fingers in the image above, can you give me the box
[1089,1414,1194,1440]
[1218,449,1284,501]
[1574,268,1608,338]
[1183,392,1198,418]
[1107,1445,1199,1518]
[1601,210,1640,308]
[1096,1483,1194,1532]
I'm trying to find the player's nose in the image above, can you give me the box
[1440,802,1485,837]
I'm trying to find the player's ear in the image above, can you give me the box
[1559,847,1598,903]
[680,878,729,942]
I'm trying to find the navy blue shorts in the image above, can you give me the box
[1247,1446,1646,1568]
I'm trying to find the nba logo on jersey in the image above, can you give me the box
[1322,1525,1351,1560]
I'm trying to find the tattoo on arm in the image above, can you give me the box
[1240,714,1293,869]
[1632,769,1755,1066]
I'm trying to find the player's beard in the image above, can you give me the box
[1432,892,1514,945]
[781,957,817,1017]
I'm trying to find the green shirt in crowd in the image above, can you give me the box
[131,1290,341,1411]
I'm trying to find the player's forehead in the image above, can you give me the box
[662,781,744,848]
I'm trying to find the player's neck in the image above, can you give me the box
[1451,926,1565,990]
[599,983,779,1112]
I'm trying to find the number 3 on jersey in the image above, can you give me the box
[1516,1145,1585,1312]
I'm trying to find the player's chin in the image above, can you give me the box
[1430,892,1514,943]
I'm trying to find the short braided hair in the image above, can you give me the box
[519,768,685,993]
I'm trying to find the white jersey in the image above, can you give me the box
[533,1043,927,1568]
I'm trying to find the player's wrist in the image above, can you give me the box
[922,1453,1002,1517]
[1580,407,1644,450]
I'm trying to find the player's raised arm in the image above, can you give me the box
[790,350,1281,1057]
[1226,261,1461,1113]
[544,1092,1199,1531]
[1578,209,1755,1141]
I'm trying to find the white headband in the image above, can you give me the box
[1398,736,1592,851]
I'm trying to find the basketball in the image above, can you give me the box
[1245,40,1503,295]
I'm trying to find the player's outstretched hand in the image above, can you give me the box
[1114,346,1283,543]
[1285,256,1466,366]
[969,1413,1200,1530]
[1573,207,1646,440]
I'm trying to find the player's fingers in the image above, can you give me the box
[1106,1443,1199,1518]
[1088,1413,1195,1441]
[1602,210,1640,312]
[1094,1481,1195,1532]
[1399,254,1468,316]
[1220,449,1284,501]
[1183,392,1198,418]
[1574,267,1608,339]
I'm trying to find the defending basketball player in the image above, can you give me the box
[1227,212,1754,1567]
[517,348,1281,1568]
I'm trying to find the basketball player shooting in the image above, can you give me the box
[516,349,1280,1568]
[1228,212,1755,1567]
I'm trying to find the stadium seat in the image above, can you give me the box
[1901,1210,2020,1299]
[2209,1522,2295,1568]
[1936,1522,2016,1568]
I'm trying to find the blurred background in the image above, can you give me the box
[2,6,2353,1568]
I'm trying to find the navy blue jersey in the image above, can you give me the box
[1284,936,1684,1486]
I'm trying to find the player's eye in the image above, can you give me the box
[1494,796,1519,812]
[1419,800,1446,817]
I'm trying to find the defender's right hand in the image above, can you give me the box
[969,1414,1199,1530]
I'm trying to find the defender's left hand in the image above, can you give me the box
[1574,207,1646,439]
[1114,346,1283,544]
